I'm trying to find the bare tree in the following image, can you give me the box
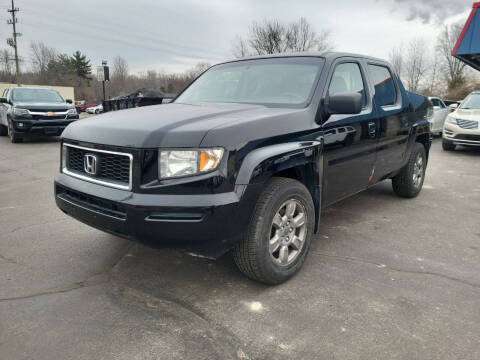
[389,43,404,78]
[0,49,14,80]
[112,56,129,82]
[437,24,467,89]
[232,18,333,57]
[315,29,334,53]
[249,19,287,55]
[286,18,333,52]
[231,35,250,59]
[404,39,428,92]
[30,41,56,73]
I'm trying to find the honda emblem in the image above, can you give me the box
[84,154,98,175]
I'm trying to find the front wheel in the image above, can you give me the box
[442,139,456,151]
[7,119,22,143]
[233,177,315,284]
[0,124,7,136]
[392,142,426,198]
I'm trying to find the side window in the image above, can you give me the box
[431,98,441,107]
[368,65,397,106]
[328,63,367,108]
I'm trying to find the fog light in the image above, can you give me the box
[18,122,24,127]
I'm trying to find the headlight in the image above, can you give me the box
[13,108,30,116]
[159,148,224,179]
[67,108,77,115]
[446,115,457,125]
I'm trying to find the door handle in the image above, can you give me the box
[368,122,376,138]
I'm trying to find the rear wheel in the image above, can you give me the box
[392,142,426,198]
[442,139,456,151]
[233,177,315,284]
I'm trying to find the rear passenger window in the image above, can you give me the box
[368,65,397,106]
[328,63,367,108]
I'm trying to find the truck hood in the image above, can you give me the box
[453,108,480,120]
[62,103,309,148]
[14,102,73,111]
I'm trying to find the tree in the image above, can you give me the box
[112,56,129,82]
[404,39,428,92]
[388,44,404,78]
[30,41,56,73]
[437,24,467,89]
[70,51,91,80]
[0,49,14,81]
[232,18,333,58]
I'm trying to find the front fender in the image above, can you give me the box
[234,140,323,232]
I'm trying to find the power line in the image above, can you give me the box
[6,0,20,84]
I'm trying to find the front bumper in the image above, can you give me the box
[54,173,260,258]
[443,123,480,146]
[12,117,79,137]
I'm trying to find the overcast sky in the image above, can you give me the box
[0,0,475,74]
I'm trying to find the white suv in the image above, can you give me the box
[442,91,480,151]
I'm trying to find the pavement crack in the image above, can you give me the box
[0,279,107,302]
[0,243,135,302]
[0,253,18,264]
[312,251,480,290]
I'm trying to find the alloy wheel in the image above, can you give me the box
[269,199,307,266]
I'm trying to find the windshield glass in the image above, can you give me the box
[12,88,64,103]
[460,93,480,109]
[175,57,324,107]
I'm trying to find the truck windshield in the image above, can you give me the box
[12,88,64,103]
[175,57,324,107]
[460,93,480,109]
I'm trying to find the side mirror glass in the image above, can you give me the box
[0,97,8,104]
[65,99,73,104]
[326,93,362,115]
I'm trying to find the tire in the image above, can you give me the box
[7,119,22,143]
[233,177,315,285]
[442,139,456,151]
[0,124,7,136]
[95,109,100,114]
[392,142,426,198]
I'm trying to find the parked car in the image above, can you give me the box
[75,102,97,113]
[86,104,103,114]
[54,52,431,284]
[444,100,461,109]
[0,87,79,143]
[442,91,480,151]
[428,97,450,135]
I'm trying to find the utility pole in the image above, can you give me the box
[7,0,21,85]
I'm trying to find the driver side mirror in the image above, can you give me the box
[0,97,8,104]
[65,99,72,104]
[448,103,458,110]
[326,93,362,115]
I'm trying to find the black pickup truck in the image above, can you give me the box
[0,87,79,143]
[54,52,431,284]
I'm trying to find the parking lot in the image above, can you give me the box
[0,136,479,359]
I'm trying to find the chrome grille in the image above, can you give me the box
[456,119,478,129]
[63,144,133,190]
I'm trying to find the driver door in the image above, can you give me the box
[322,60,377,206]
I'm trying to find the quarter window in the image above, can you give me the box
[328,63,367,108]
[368,65,397,106]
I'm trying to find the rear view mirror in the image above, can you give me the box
[326,93,362,115]
[66,99,73,104]
[0,97,7,104]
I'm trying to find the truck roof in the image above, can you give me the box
[218,51,390,66]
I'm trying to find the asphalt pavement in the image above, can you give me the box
[0,135,479,360]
